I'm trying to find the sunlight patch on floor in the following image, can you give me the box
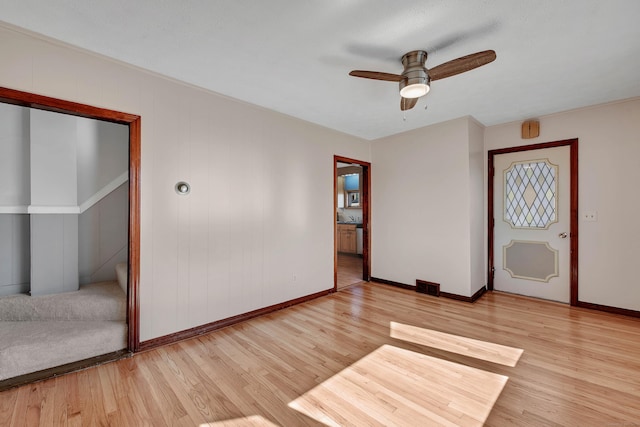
[289,344,508,427]
[201,415,279,426]
[390,321,524,367]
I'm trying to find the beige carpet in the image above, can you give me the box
[0,281,127,381]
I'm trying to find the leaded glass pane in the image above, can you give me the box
[504,160,557,228]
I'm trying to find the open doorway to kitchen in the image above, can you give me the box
[334,156,370,290]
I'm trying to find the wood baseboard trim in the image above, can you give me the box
[441,286,487,303]
[0,350,131,392]
[139,288,334,352]
[439,292,470,302]
[577,301,640,318]
[371,277,414,290]
[471,286,487,302]
[372,277,487,303]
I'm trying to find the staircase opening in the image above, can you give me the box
[0,87,140,386]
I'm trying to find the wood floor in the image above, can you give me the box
[2,283,640,426]
[336,253,363,289]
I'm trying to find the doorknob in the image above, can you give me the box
[558,232,568,239]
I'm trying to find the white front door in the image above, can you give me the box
[493,146,571,303]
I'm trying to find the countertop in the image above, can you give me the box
[337,221,363,228]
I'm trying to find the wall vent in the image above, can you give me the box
[416,279,440,297]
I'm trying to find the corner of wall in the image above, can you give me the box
[467,116,486,296]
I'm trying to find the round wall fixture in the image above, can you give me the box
[175,181,190,195]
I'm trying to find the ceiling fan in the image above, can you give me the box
[349,49,496,111]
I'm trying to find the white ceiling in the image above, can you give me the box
[2,1,639,140]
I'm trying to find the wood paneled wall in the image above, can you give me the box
[0,23,371,343]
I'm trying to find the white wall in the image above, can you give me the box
[0,214,29,296]
[0,104,30,295]
[371,117,476,296]
[30,109,78,208]
[484,98,640,311]
[0,23,370,341]
[468,119,485,295]
[78,182,128,285]
[76,116,129,285]
[76,118,129,205]
[30,213,78,295]
[0,103,29,211]
[1,104,129,294]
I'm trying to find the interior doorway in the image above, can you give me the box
[334,156,371,290]
[0,87,141,384]
[488,139,578,305]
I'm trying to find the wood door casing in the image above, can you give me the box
[334,156,371,289]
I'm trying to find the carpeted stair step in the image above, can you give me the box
[0,320,127,380]
[0,281,125,321]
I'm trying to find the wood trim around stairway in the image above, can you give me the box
[0,350,131,392]
[0,86,142,352]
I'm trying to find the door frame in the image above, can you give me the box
[488,139,578,305]
[334,155,371,289]
[0,86,142,350]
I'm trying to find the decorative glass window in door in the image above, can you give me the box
[504,159,558,228]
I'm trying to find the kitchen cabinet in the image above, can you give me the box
[337,224,357,254]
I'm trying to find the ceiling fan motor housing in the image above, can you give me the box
[399,50,430,98]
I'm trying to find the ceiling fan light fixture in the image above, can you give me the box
[349,49,496,111]
[399,65,430,99]
[400,82,430,98]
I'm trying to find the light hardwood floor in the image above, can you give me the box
[2,283,640,426]
[336,253,364,290]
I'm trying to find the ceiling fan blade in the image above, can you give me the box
[429,50,496,81]
[400,97,417,111]
[349,70,404,82]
